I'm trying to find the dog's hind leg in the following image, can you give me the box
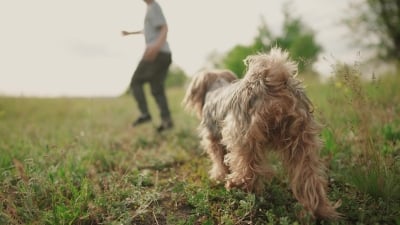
[223,141,273,194]
[221,115,274,194]
[281,132,341,220]
[201,133,229,182]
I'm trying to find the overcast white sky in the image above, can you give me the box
[0,0,358,97]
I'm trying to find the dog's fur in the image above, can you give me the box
[183,47,341,220]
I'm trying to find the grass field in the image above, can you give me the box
[1,69,399,224]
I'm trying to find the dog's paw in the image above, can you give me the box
[225,178,247,191]
[225,180,235,190]
[209,167,228,182]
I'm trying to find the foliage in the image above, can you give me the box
[273,4,322,72]
[166,64,188,88]
[220,3,322,77]
[220,45,258,77]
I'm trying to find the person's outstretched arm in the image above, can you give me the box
[121,30,142,36]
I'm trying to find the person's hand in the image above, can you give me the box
[122,30,142,36]
[143,45,159,61]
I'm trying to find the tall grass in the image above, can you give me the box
[0,72,399,224]
[326,63,400,202]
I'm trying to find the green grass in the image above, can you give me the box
[1,71,400,224]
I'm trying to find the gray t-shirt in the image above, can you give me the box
[144,1,170,53]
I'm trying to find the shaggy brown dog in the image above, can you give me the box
[183,47,341,220]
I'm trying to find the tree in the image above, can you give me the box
[219,3,322,78]
[344,0,400,61]
[275,5,322,72]
[165,64,187,88]
[221,44,259,77]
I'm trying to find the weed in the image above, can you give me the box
[324,63,400,222]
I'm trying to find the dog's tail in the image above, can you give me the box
[182,70,237,117]
[243,47,298,90]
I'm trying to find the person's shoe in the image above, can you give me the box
[132,114,151,127]
[157,119,174,133]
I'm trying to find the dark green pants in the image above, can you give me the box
[130,52,172,120]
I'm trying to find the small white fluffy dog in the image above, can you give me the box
[183,47,341,219]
